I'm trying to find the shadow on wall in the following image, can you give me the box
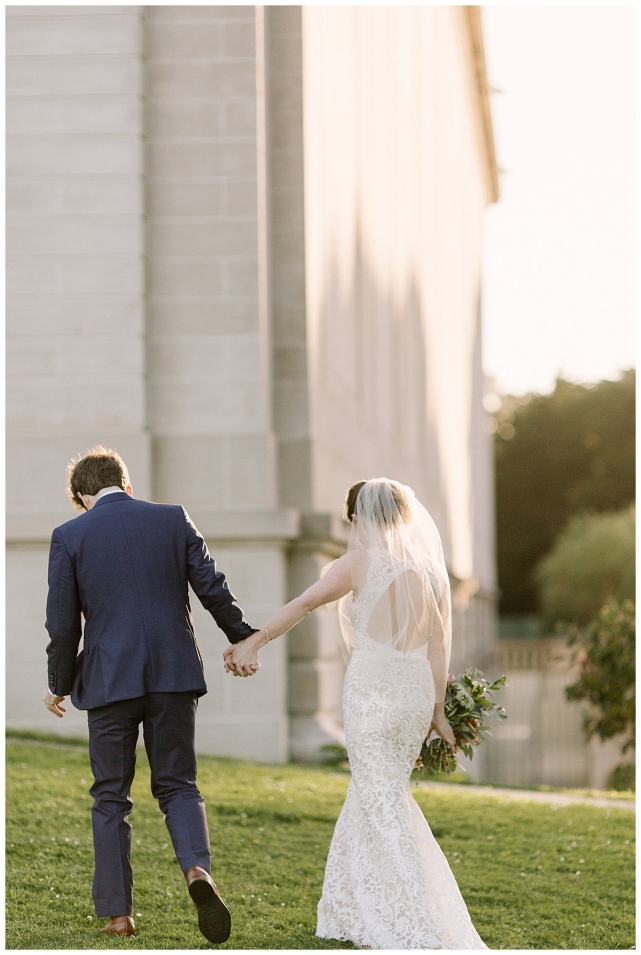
[314,217,451,561]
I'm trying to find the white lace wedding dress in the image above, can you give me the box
[316,549,488,950]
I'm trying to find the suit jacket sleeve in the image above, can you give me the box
[45,528,83,696]
[184,510,257,644]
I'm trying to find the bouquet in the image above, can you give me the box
[416,668,508,775]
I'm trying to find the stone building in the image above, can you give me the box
[6,5,499,763]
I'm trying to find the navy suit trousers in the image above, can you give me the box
[88,692,210,917]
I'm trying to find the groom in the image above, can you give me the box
[42,446,260,941]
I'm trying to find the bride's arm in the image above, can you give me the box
[427,594,456,747]
[223,553,354,676]
[427,617,448,705]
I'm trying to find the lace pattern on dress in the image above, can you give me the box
[316,551,488,950]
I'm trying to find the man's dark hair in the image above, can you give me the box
[67,446,130,510]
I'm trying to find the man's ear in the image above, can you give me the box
[125,484,133,497]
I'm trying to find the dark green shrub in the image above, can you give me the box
[607,764,635,792]
[565,600,635,754]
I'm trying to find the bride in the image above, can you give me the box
[224,478,488,950]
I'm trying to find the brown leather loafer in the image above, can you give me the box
[186,865,231,944]
[100,915,135,936]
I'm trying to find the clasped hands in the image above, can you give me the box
[223,630,265,678]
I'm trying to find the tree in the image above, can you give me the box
[565,600,635,754]
[494,370,635,615]
[534,506,635,627]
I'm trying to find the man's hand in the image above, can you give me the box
[223,632,264,677]
[43,689,67,718]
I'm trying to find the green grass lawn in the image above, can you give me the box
[6,733,635,950]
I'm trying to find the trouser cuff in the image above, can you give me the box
[180,848,211,875]
[93,896,133,919]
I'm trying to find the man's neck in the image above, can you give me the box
[94,487,125,502]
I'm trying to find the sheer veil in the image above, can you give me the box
[334,478,452,704]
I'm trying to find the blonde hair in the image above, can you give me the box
[345,479,411,524]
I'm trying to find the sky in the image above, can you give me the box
[481,5,636,397]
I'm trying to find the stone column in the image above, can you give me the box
[144,5,275,511]
[265,6,312,511]
[265,8,348,760]
[144,6,290,760]
[286,516,349,761]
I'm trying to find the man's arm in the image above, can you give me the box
[184,510,257,644]
[45,529,83,698]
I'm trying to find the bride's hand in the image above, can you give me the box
[429,706,456,748]
[223,633,262,677]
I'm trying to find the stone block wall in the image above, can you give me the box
[6,5,150,738]
[6,5,292,760]
[7,5,151,522]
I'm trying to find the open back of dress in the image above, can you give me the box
[337,480,452,703]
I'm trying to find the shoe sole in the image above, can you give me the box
[188,878,231,944]
[99,926,135,937]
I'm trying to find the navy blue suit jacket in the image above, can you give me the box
[45,492,257,710]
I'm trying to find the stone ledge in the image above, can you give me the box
[5,505,350,548]
[6,508,76,543]
[5,506,302,544]
[188,508,300,542]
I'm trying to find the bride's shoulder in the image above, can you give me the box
[348,548,371,572]
[319,550,361,588]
